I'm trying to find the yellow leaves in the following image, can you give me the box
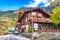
[50,7,60,25]
[13,18,17,21]
[10,20,14,25]
[52,7,60,14]
[0,30,8,35]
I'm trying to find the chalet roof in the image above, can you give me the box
[18,7,50,22]
[20,7,49,13]
[19,7,50,16]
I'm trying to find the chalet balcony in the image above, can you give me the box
[31,16,51,23]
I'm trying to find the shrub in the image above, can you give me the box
[28,25,34,33]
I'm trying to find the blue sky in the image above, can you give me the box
[0,0,50,11]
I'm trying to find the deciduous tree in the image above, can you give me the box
[50,7,60,32]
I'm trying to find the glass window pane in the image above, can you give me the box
[32,12,36,16]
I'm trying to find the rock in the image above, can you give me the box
[0,34,31,40]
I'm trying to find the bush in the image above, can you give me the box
[28,25,34,33]
[0,30,5,35]
[0,30,9,35]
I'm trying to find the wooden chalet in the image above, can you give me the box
[17,8,60,32]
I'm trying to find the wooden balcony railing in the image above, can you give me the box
[31,17,50,23]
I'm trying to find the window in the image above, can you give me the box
[38,13,42,17]
[32,12,36,16]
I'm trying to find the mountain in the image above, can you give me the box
[19,7,38,12]
[42,5,55,14]
[6,10,15,13]
[0,10,19,18]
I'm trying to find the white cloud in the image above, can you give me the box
[24,0,41,7]
[24,0,50,7]
[44,2,50,7]
[52,0,54,1]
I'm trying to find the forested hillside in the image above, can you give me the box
[0,10,19,35]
